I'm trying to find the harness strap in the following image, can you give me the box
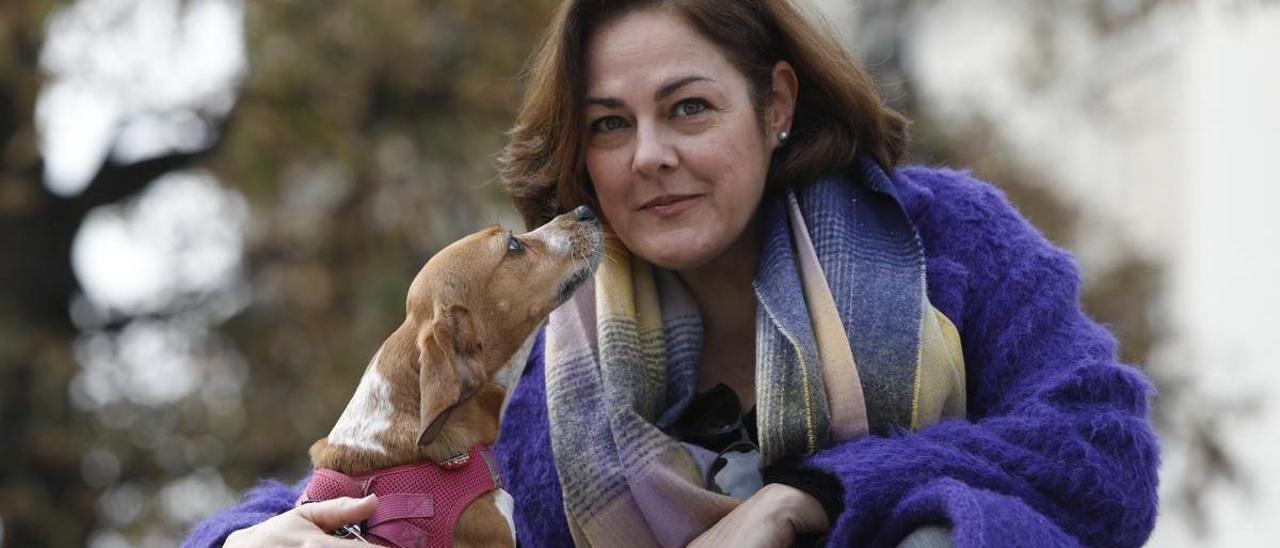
[368,495,436,548]
[367,493,435,528]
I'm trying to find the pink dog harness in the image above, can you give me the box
[298,445,504,547]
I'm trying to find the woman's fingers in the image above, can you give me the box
[768,483,828,533]
[223,495,379,547]
[293,494,379,532]
[687,484,829,548]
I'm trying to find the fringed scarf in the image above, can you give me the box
[544,156,966,547]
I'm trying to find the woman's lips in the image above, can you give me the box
[640,194,702,219]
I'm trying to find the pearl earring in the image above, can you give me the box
[778,130,789,143]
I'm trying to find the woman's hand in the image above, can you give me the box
[688,483,829,548]
[224,494,377,547]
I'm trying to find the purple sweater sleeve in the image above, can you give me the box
[798,168,1160,548]
[183,477,306,547]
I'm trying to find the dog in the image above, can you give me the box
[300,205,602,547]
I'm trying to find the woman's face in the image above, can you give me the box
[582,8,790,271]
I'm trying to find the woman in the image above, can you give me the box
[189,1,1159,547]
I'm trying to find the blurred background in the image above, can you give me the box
[0,0,1277,545]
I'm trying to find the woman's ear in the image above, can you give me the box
[416,304,483,447]
[768,60,799,147]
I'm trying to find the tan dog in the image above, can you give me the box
[305,206,602,547]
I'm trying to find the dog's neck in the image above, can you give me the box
[417,382,505,463]
[309,328,510,475]
[310,379,506,476]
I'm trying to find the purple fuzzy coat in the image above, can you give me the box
[185,167,1160,548]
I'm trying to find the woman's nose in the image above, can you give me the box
[631,123,678,176]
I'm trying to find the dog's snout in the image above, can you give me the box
[572,205,595,222]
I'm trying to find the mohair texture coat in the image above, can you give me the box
[185,166,1160,548]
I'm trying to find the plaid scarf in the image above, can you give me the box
[544,156,966,547]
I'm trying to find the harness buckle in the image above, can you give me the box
[438,451,471,469]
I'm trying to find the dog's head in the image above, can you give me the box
[409,206,602,446]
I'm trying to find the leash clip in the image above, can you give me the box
[333,523,369,544]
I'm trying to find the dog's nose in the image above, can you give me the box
[572,205,596,222]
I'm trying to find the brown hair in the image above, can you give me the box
[499,0,909,229]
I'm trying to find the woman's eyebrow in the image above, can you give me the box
[584,96,623,108]
[655,75,710,101]
[583,75,712,108]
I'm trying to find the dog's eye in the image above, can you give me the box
[507,234,524,254]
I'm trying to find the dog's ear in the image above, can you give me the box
[416,304,483,447]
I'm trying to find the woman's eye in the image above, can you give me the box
[507,234,524,254]
[672,99,709,118]
[590,116,627,134]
